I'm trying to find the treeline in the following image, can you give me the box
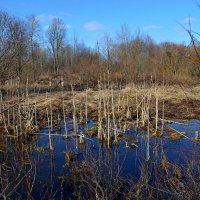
[0,10,199,87]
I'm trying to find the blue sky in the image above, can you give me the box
[0,0,199,47]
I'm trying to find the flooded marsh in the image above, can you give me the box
[1,118,200,199]
[1,85,200,199]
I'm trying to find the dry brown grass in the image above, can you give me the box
[1,84,198,135]
[18,84,200,120]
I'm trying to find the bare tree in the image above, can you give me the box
[117,24,131,81]
[47,17,66,74]
[179,17,200,73]
[102,34,114,72]
[0,11,13,81]
[10,17,28,77]
[0,12,28,81]
[27,15,40,80]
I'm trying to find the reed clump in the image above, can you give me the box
[1,77,200,149]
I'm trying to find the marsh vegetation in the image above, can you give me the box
[1,78,200,199]
[1,9,200,200]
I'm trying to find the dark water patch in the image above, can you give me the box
[1,119,200,199]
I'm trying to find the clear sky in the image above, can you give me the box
[0,0,199,47]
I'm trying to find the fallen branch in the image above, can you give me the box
[28,132,67,137]
[168,127,190,139]
[152,117,188,125]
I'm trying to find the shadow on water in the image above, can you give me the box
[1,119,200,199]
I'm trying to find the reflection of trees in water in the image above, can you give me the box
[0,136,37,199]
[2,121,200,199]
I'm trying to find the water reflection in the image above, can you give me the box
[1,119,200,199]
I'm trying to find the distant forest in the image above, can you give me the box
[0,11,200,86]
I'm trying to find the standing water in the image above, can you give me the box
[1,119,200,199]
